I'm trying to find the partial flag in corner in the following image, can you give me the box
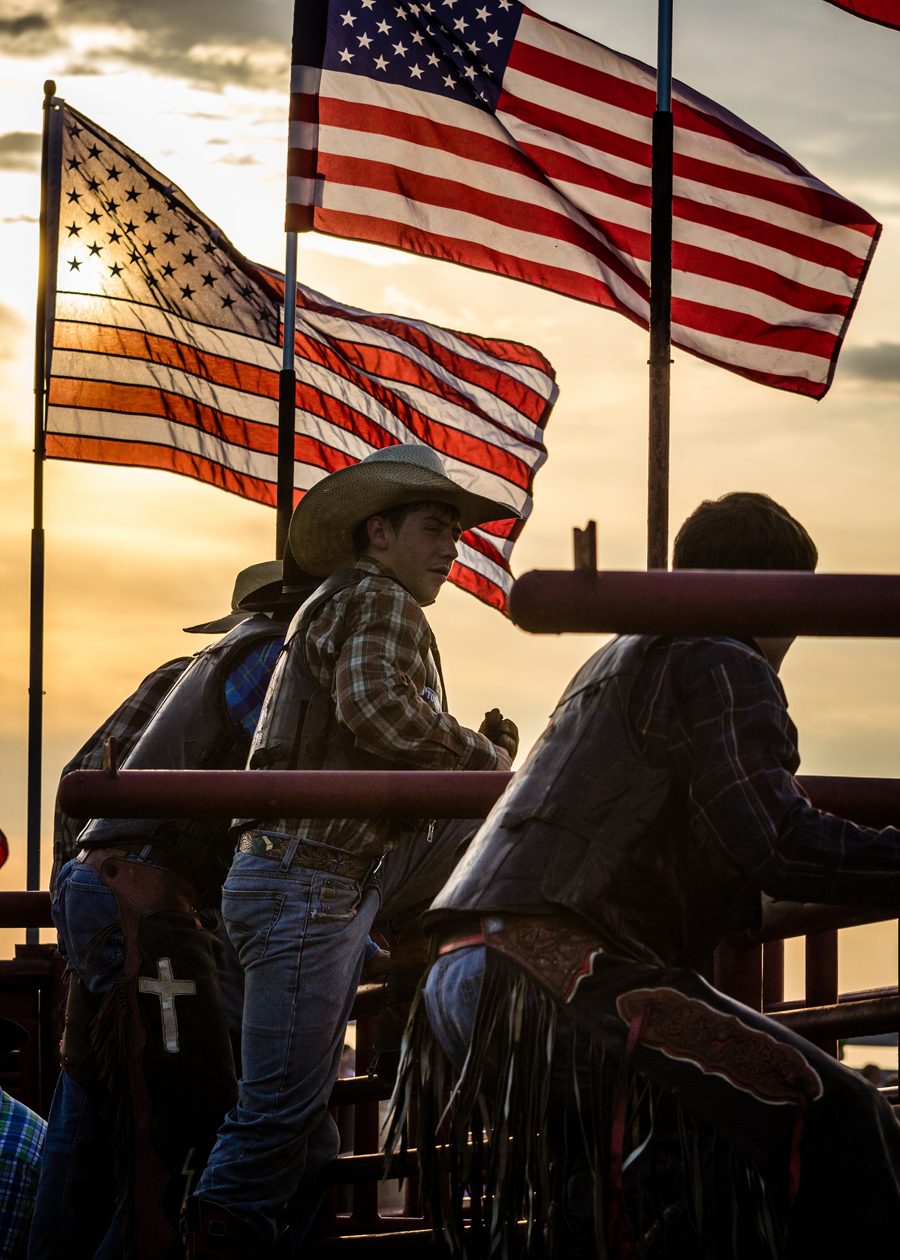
[822,0,900,29]
[43,105,557,615]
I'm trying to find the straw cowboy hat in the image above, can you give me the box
[289,444,520,576]
[183,560,284,634]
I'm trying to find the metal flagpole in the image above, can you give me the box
[276,232,299,558]
[647,0,674,570]
[27,80,62,939]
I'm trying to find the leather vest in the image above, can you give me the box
[80,614,287,901]
[235,569,431,840]
[428,635,758,968]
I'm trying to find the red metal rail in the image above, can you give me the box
[508,570,900,636]
[56,769,900,824]
[57,768,513,820]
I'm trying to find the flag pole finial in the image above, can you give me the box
[43,80,56,100]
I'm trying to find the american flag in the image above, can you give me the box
[287,0,881,399]
[45,105,557,614]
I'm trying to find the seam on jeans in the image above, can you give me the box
[271,890,314,1107]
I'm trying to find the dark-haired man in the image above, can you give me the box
[187,445,520,1257]
[397,491,900,1258]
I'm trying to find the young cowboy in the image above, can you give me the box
[396,492,900,1258]
[33,558,320,1260]
[187,444,519,1257]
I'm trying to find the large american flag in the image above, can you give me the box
[45,105,557,613]
[287,0,881,399]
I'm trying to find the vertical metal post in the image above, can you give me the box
[276,232,299,559]
[713,941,762,1011]
[26,80,59,941]
[352,1014,380,1227]
[647,0,674,571]
[762,939,785,1010]
[805,930,839,1058]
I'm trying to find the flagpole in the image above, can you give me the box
[647,0,674,570]
[276,232,298,558]
[26,79,58,939]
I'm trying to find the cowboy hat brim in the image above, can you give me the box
[289,459,520,576]
[183,612,249,635]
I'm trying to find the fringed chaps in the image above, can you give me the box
[385,935,829,1260]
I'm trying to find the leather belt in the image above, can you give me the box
[238,831,380,883]
[438,932,487,956]
[77,846,150,872]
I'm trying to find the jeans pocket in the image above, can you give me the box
[310,875,361,923]
[55,868,124,980]
[221,889,286,966]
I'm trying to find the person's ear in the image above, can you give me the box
[366,515,392,553]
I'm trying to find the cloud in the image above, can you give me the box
[0,10,58,54]
[0,302,27,359]
[0,0,292,89]
[0,131,41,171]
[840,343,900,383]
[1,213,38,223]
[214,152,260,166]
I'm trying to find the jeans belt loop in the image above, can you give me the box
[278,835,301,873]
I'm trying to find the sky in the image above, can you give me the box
[0,0,898,996]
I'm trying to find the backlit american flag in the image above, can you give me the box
[288,0,881,399]
[45,105,557,614]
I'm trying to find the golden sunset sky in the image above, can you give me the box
[0,0,897,1003]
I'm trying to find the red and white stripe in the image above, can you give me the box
[287,4,880,398]
[47,282,556,614]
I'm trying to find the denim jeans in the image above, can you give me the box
[194,848,380,1247]
[423,945,487,1074]
[29,858,125,1260]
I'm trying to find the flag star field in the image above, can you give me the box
[45,106,557,615]
[321,0,520,110]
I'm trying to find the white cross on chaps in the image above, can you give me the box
[139,957,197,1053]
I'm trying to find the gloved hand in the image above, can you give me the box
[479,708,519,761]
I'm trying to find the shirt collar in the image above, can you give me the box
[354,556,393,579]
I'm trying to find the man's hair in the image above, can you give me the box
[351,499,461,558]
[672,492,818,571]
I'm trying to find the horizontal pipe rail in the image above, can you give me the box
[330,1075,391,1106]
[727,900,899,950]
[312,1229,434,1256]
[0,891,53,928]
[769,995,900,1041]
[56,770,900,826]
[766,984,898,1013]
[325,1150,406,1184]
[508,570,900,636]
[57,769,514,820]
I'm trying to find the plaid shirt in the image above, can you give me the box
[0,1090,45,1259]
[630,636,900,905]
[269,557,507,856]
[225,637,285,736]
[52,655,190,893]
